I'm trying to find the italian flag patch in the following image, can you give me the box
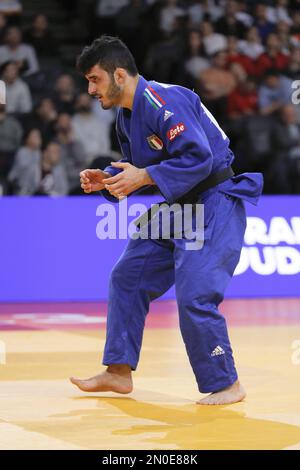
[147,134,164,150]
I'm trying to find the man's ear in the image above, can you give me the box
[114,68,127,86]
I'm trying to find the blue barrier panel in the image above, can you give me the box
[0,195,299,301]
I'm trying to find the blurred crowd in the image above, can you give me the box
[1,0,300,195]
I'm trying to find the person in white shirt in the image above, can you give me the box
[238,26,265,60]
[1,61,32,113]
[0,26,39,77]
[201,20,227,57]
[72,93,112,165]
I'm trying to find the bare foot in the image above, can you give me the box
[70,365,133,394]
[197,380,246,405]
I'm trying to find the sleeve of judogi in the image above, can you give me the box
[146,93,214,204]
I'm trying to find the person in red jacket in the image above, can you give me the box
[255,32,289,77]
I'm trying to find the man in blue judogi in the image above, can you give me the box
[70,36,263,404]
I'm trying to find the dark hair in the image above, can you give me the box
[76,35,138,77]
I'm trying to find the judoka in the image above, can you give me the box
[70,36,263,405]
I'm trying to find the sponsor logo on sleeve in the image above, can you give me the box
[167,123,185,141]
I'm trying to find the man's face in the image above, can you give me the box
[85,64,122,110]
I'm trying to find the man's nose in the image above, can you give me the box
[88,83,96,95]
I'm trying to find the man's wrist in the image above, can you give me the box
[140,168,155,186]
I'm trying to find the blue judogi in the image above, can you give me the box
[101,76,263,393]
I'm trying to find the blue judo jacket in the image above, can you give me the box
[101,75,263,205]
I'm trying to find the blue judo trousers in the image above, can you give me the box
[101,76,263,393]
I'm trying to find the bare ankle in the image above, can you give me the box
[107,364,132,375]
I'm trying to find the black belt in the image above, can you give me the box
[134,166,234,229]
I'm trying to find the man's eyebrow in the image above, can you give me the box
[86,74,98,80]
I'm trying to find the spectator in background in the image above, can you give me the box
[201,20,227,57]
[253,3,275,43]
[285,46,300,80]
[144,24,185,83]
[52,74,77,115]
[72,93,112,165]
[255,32,289,77]
[0,11,7,43]
[238,26,264,60]
[8,128,41,195]
[25,97,57,142]
[199,49,236,122]
[36,141,68,196]
[0,26,39,76]
[0,104,22,182]
[93,0,129,37]
[258,68,292,116]
[91,97,116,151]
[227,74,258,119]
[276,20,291,53]
[266,0,292,26]
[215,0,246,39]
[271,104,300,193]
[0,0,22,24]
[184,29,210,83]
[1,61,32,114]
[24,14,58,60]
[115,0,144,66]
[290,9,300,44]
[187,0,205,28]
[159,0,186,35]
[226,35,256,75]
[54,113,86,194]
[199,50,236,100]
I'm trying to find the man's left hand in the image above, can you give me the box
[102,162,154,199]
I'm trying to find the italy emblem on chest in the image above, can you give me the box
[147,134,163,151]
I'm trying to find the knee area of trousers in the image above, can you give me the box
[109,261,127,288]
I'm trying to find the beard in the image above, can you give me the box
[100,77,122,109]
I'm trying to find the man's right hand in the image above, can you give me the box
[80,169,111,193]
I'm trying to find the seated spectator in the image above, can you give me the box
[54,113,86,194]
[35,141,69,196]
[52,74,77,115]
[227,75,258,119]
[199,50,237,100]
[184,29,210,81]
[238,26,265,60]
[215,0,246,39]
[159,0,186,36]
[115,0,144,66]
[253,3,275,43]
[1,61,32,114]
[72,93,112,165]
[0,0,22,14]
[270,104,300,193]
[92,0,129,37]
[290,9,300,45]
[25,97,57,142]
[201,20,227,57]
[258,68,292,116]
[226,35,256,75]
[255,33,289,78]
[8,128,42,195]
[285,46,300,80]
[0,104,22,180]
[0,11,7,43]
[276,20,291,53]
[266,0,292,26]
[0,26,39,76]
[23,14,59,59]
[187,0,205,28]
[144,28,185,84]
